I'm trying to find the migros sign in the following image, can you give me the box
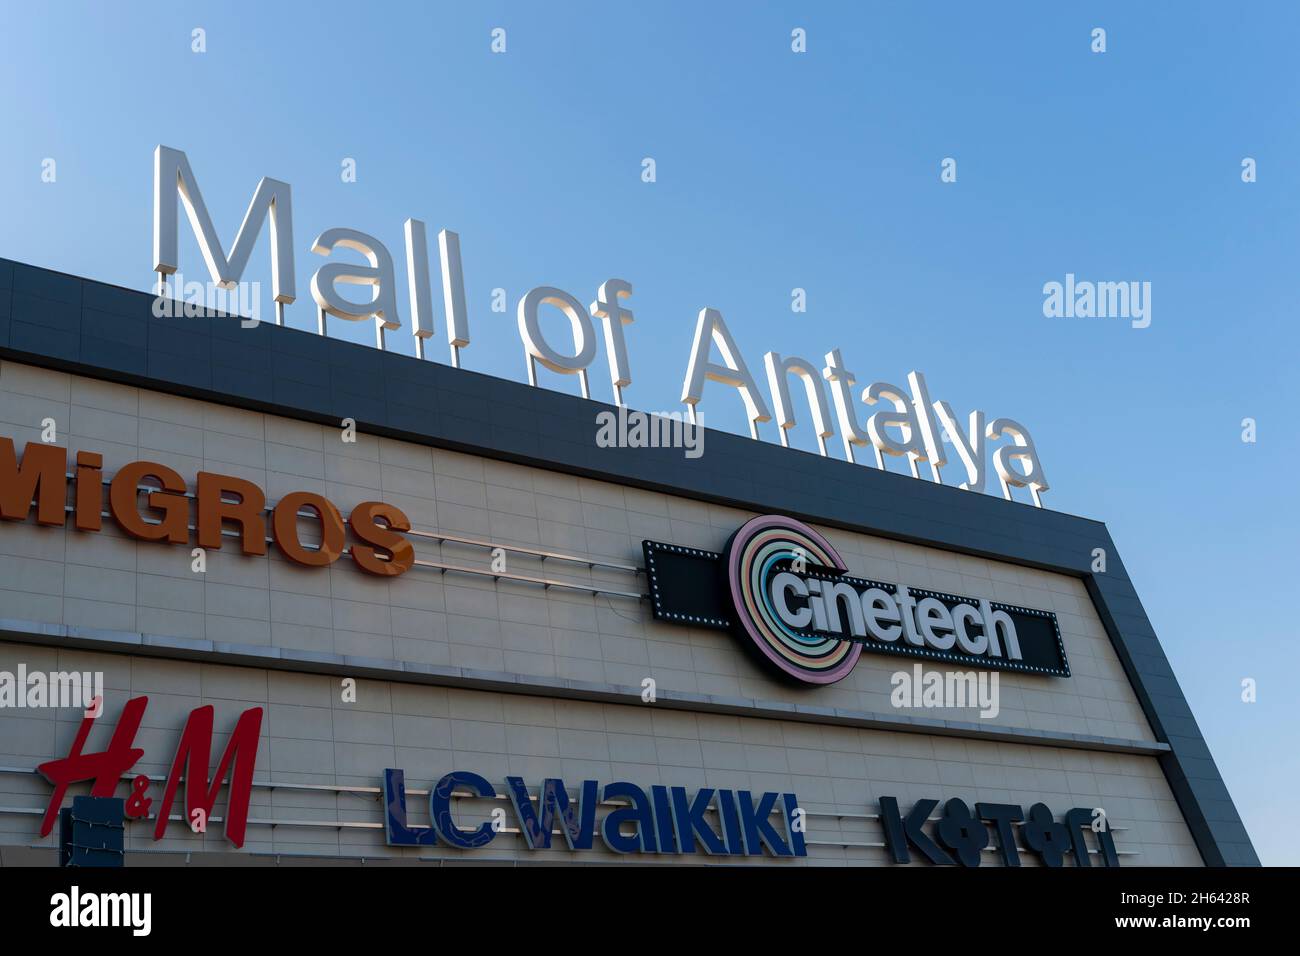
[0,437,414,576]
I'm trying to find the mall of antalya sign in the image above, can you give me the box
[152,146,1051,507]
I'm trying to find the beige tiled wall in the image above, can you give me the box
[0,358,1195,865]
[0,360,1153,743]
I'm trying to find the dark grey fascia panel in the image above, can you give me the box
[0,257,1259,866]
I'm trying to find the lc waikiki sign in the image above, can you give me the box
[152,146,1051,507]
[645,515,1069,684]
[382,769,806,859]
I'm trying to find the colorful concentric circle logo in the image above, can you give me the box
[723,514,861,684]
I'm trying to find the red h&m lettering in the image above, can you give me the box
[37,696,147,838]
[37,696,264,849]
[154,704,263,847]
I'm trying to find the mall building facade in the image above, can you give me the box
[0,257,1257,866]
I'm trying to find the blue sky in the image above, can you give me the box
[1,1,1296,863]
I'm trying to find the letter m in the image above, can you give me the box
[1098,281,1130,318]
[153,145,296,304]
[0,438,66,525]
[154,704,264,848]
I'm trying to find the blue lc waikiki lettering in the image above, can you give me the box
[382,769,807,859]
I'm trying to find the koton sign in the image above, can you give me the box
[152,146,1051,507]
[879,796,1120,868]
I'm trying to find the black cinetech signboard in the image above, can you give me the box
[645,514,1069,685]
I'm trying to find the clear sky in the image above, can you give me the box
[1,1,1295,863]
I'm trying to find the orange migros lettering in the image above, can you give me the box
[0,438,67,526]
[0,437,412,577]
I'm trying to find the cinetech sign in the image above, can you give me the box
[645,515,1069,684]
